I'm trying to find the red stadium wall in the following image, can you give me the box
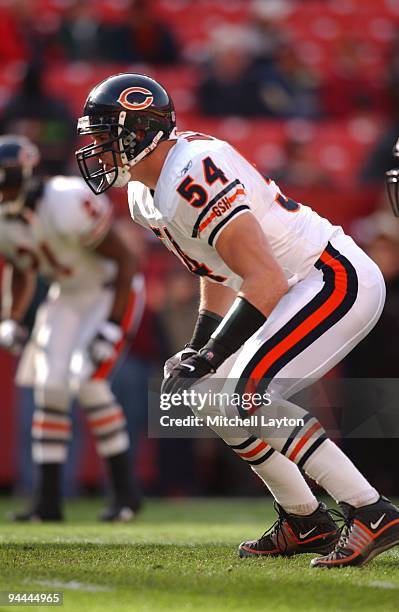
[0,352,16,485]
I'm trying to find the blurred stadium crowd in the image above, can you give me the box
[1,0,399,502]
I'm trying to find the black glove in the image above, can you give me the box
[163,346,197,379]
[161,353,215,396]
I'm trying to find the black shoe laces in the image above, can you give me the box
[325,508,353,555]
[258,502,289,553]
[258,504,346,555]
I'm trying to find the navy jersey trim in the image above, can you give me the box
[208,205,251,246]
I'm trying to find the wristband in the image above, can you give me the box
[187,310,223,351]
[199,297,266,370]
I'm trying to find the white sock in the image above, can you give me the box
[303,439,379,507]
[252,451,319,515]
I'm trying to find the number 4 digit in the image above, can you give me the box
[176,156,229,207]
[276,193,300,212]
[203,157,228,186]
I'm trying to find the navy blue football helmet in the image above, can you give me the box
[76,73,176,194]
[0,135,40,216]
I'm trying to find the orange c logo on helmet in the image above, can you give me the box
[117,87,154,111]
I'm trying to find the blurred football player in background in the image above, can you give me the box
[0,135,145,522]
[76,73,399,568]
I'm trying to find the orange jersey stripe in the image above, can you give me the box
[198,211,217,234]
[198,188,245,234]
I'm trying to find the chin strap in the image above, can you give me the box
[113,166,131,188]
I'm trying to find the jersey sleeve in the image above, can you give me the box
[46,177,113,248]
[172,150,252,247]
[128,180,155,231]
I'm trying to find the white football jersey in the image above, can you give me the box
[0,176,114,291]
[129,132,343,291]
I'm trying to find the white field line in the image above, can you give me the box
[24,579,113,593]
[366,581,399,590]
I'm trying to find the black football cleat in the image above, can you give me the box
[239,502,339,558]
[99,502,140,523]
[311,496,399,568]
[10,507,63,522]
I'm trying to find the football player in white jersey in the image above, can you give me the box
[0,135,145,522]
[76,73,399,567]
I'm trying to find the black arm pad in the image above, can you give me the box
[199,297,266,370]
[187,310,223,351]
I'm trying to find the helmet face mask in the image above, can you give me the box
[0,136,40,216]
[386,168,399,217]
[76,74,176,195]
[76,118,127,193]
[386,137,399,217]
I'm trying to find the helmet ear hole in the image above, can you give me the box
[134,129,146,144]
[122,134,135,146]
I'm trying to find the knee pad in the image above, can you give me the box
[34,385,70,411]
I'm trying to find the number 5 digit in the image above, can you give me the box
[176,176,208,208]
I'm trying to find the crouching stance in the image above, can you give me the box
[76,72,399,566]
[0,135,145,521]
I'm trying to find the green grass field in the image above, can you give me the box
[1,498,399,611]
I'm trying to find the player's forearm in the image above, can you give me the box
[2,264,36,322]
[177,279,234,352]
[199,278,236,317]
[197,272,288,372]
[94,224,139,325]
[238,272,289,318]
[108,261,136,324]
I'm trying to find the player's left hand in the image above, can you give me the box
[88,320,123,366]
[161,353,214,396]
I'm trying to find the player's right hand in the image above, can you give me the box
[163,347,197,379]
[161,353,214,396]
[88,320,123,366]
[0,319,28,355]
